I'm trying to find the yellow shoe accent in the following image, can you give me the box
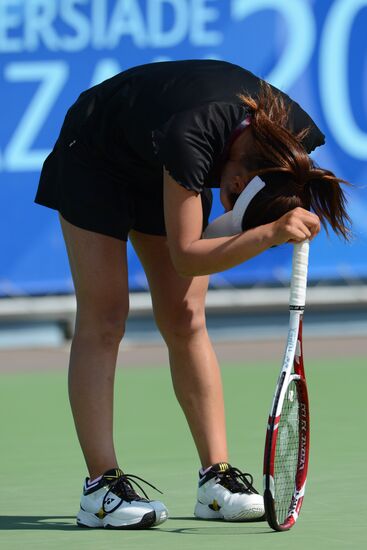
[211,499,221,512]
[97,507,106,519]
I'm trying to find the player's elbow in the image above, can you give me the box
[177,265,201,278]
[173,257,197,278]
[171,250,203,278]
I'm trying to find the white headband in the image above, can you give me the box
[203,176,266,238]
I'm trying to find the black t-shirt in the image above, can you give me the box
[65,60,325,193]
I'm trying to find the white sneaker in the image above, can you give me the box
[76,468,168,529]
[194,462,265,521]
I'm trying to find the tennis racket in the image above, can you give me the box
[263,240,310,531]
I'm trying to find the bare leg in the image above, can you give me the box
[60,215,129,479]
[130,231,228,468]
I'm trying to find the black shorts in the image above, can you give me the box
[35,135,213,242]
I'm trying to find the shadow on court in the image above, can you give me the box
[0,516,77,531]
[159,517,272,536]
[0,515,272,536]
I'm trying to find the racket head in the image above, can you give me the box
[264,378,310,530]
[263,318,310,531]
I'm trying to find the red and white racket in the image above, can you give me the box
[263,241,310,531]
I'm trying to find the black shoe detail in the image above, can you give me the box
[76,521,88,528]
[84,468,123,495]
[103,468,125,481]
[104,511,156,530]
[83,468,163,506]
[102,472,163,514]
[76,520,103,529]
[199,463,259,495]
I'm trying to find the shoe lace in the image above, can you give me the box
[216,467,258,494]
[102,473,163,513]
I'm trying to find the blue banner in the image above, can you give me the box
[1,0,366,294]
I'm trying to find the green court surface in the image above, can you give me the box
[0,356,366,550]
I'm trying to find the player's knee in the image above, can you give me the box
[98,316,127,347]
[74,302,129,347]
[158,299,206,343]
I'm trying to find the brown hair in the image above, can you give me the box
[236,83,352,240]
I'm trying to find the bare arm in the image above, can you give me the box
[163,171,320,277]
[164,171,273,276]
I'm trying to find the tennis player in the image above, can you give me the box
[35,60,350,529]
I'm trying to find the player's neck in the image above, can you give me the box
[228,126,255,162]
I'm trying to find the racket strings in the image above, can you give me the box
[274,380,300,523]
[217,467,258,494]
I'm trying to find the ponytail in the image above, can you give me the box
[305,168,351,240]
[238,83,352,240]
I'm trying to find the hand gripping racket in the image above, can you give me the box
[263,241,310,531]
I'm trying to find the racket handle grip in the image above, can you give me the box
[290,241,309,308]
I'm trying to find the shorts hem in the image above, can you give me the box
[35,200,129,242]
[130,225,166,237]
[59,210,129,242]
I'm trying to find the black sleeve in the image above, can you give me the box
[152,102,248,193]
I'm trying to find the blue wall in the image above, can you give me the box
[1,0,366,294]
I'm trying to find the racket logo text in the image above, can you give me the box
[299,403,308,471]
